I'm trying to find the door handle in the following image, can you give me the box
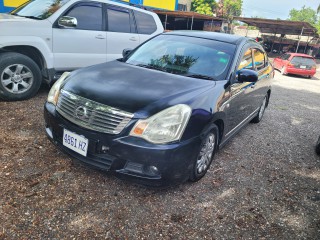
[129,37,137,41]
[95,34,105,39]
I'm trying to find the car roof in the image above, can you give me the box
[163,31,250,45]
[70,0,155,14]
[286,53,314,58]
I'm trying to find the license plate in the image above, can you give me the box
[63,129,88,157]
[300,65,306,69]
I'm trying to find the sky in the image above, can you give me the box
[242,0,319,19]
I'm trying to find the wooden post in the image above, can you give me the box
[165,14,167,31]
[270,32,277,52]
[296,27,304,53]
[191,15,194,30]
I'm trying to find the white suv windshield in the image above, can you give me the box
[11,0,70,20]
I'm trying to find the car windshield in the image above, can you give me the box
[125,34,236,80]
[11,0,70,20]
[291,56,315,66]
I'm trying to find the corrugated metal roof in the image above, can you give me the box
[154,10,224,21]
[234,17,318,37]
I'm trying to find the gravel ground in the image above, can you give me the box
[0,71,320,239]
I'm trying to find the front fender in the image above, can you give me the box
[0,37,53,68]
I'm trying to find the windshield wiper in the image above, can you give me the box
[136,64,167,72]
[11,13,42,20]
[185,74,216,81]
[21,15,42,20]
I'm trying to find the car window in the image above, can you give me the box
[281,54,290,60]
[291,56,315,66]
[134,10,157,34]
[107,6,135,33]
[64,2,102,31]
[253,49,265,71]
[126,34,236,80]
[238,49,253,70]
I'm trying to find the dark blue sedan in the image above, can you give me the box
[44,31,273,186]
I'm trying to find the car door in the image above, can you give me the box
[52,1,106,71]
[252,48,273,110]
[224,48,256,135]
[106,4,140,62]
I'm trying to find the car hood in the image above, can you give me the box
[0,14,52,37]
[62,61,216,117]
[0,13,36,21]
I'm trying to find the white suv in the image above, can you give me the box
[0,0,163,101]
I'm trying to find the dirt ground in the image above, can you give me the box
[0,71,320,239]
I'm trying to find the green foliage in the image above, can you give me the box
[223,0,242,19]
[191,0,217,15]
[288,5,320,34]
[289,6,317,24]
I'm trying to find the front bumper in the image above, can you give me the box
[44,102,201,187]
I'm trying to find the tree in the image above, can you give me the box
[288,6,320,33]
[288,6,317,24]
[191,0,217,15]
[222,0,242,20]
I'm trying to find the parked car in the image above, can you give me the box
[0,0,163,101]
[44,31,273,186]
[273,53,317,78]
[316,136,320,155]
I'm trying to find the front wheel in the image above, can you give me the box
[0,52,42,101]
[251,95,268,123]
[189,125,219,182]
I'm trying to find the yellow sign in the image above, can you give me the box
[4,0,27,8]
[144,0,176,11]
[2,0,177,11]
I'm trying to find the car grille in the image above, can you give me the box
[56,89,134,134]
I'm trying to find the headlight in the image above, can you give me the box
[47,72,70,105]
[129,104,191,144]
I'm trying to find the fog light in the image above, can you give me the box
[144,166,159,176]
[101,145,109,153]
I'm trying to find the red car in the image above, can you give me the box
[273,53,317,78]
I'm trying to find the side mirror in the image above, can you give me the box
[122,48,132,58]
[237,69,258,83]
[58,16,77,28]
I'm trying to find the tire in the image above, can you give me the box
[280,67,287,75]
[251,95,268,123]
[0,52,42,101]
[189,124,219,182]
[316,137,320,155]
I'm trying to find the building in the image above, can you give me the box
[0,0,192,13]
[0,0,23,13]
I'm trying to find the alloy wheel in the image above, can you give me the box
[196,132,215,174]
[1,64,34,94]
